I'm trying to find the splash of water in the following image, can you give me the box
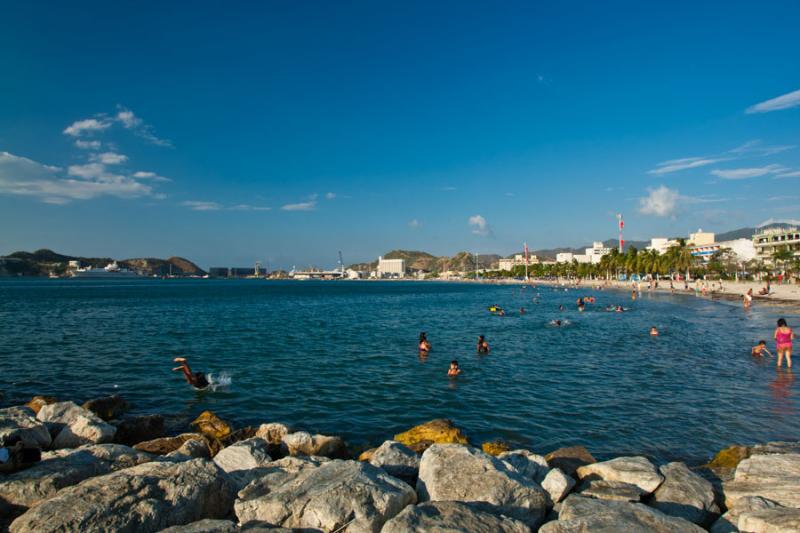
[206,372,232,390]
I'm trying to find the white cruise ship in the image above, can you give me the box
[71,261,140,278]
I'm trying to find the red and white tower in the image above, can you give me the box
[617,214,625,253]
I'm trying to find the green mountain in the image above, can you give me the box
[0,249,205,277]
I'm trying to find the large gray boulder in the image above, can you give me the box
[0,444,153,511]
[541,468,575,504]
[381,501,529,533]
[578,479,644,502]
[212,437,273,490]
[498,449,549,483]
[416,444,548,528]
[737,507,800,533]
[166,439,211,461]
[723,453,800,508]
[576,456,664,494]
[281,431,348,459]
[158,519,294,532]
[9,458,235,533]
[234,459,415,532]
[36,401,116,448]
[539,494,706,532]
[710,496,780,533]
[368,440,419,484]
[650,461,719,525]
[0,407,51,449]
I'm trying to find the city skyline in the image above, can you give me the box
[1,2,799,269]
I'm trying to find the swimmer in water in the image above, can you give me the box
[559,304,565,312]
[615,305,624,312]
[752,340,772,357]
[419,332,431,354]
[477,335,490,354]
[172,357,210,389]
[650,326,659,336]
[448,360,461,376]
[520,307,526,315]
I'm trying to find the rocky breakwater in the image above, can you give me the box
[2,406,800,532]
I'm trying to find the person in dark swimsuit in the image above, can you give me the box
[477,335,490,354]
[173,357,210,389]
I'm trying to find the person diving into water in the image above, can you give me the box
[172,357,210,389]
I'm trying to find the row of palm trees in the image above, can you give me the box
[479,244,798,281]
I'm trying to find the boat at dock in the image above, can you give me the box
[70,261,140,278]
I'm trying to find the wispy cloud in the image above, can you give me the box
[468,214,491,236]
[181,200,221,211]
[0,151,154,204]
[63,118,112,137]
[440,186,457,191]
[758,218,800,227]
[63,107,172,147]
[132,171,170,182]
[776,170,800,178]
[281,193,318,211]
[408,218,421,229]
[710,164,786,180]
[90,152,128,165]
[647,157,729,175]
[325,192,336,200]
[74,140,101,150]
[746,89,800,114]
[116,106,172,147]
[230,204,272,211]
[729,140,795,156]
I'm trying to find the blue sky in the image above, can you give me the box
[1,1,799,269]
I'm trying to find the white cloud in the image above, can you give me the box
[63,118,112,137]
[325,192,336,200]
[0,151,152,204]
[230,204,271,211]
[74,140,101,150]
[90,152,128,165]
[746,89,800,114]
[116,108,142,129]
[132,171,170,182]
[182,200,221,211]
[281,194,318,211]
[468,214,491,236]
[408,219,421,229]
[441,186,457,191]
[648,157,729,175]
[776,170,800,178]
[638,186,680,217]
[710,164,785,180]
[729,140,795,156]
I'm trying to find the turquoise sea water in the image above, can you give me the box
[1,279,798,463]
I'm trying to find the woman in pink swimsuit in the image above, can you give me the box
[774,318,795,368]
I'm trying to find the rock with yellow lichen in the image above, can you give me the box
[191,411,232,441]
[482,439,510,456]
[393,419,469,453]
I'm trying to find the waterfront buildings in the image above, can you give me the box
[753,226,800,264]
[646,238,679,255]
[556,242,610,264]
[377,256,405,278]
[498,253,539,271]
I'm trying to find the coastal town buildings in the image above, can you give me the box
[646,238,679,255]
[556,242,610,264]
[377,256,405,278]
[753,226,800,264]
[498,253,539,271]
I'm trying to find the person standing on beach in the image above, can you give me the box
[775,319,795,368]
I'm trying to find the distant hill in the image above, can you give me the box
[0,249,205,277]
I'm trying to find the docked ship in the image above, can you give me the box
[70,261,140,278]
